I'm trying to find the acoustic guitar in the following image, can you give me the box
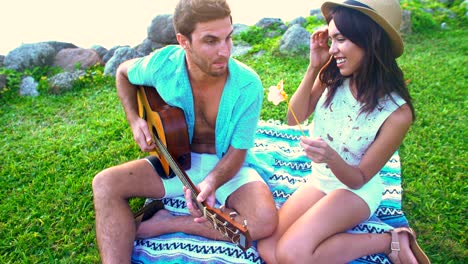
[134,85,252,251]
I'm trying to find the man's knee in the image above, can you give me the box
[255,205,278,238]
[92,168,115,199]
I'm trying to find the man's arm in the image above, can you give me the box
[211,146,245,184]
[116,59,155,152]
[185,146,246,223]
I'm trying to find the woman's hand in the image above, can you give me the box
[310,27,332,69]
[299,136,338,164]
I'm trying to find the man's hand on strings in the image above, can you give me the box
[184,180,216,223]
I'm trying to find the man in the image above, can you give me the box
[92,0,277,263]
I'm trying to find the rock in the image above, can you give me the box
[53,48,103,71]
[102,45,129,64]
[233,24,249,36]
[4,43,56,71]
[49,70,86,94]
[104,47,142,76]
[0,74,7,93]
[19,76,39,96]
[148,14,177,45]
[134,38,164,56]
[91,45,109,60]
[289,17,307,27]
[43,41,78,53]
[279,24,310,57]
[232,43,252,57]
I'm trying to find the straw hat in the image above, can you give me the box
[321,0,404,57]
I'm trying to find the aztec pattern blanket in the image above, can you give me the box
[131,120,409,264]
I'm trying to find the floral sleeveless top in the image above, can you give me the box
[311,78,407,178]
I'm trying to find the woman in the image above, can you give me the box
[257,1,430,263]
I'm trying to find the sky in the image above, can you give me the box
[0,0,322,55]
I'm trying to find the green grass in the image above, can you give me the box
[0,29,466,263]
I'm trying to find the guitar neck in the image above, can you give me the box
[152,137,203,207]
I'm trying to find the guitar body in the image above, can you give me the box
[135,85,252,251]
[137,85,191,175]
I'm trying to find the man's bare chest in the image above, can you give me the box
[191,87,222,153]
[191,86,222,129]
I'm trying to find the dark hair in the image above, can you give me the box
[173,0,232,42]
[320,6,414,119]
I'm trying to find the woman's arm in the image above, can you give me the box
[301,104,413,189]
[288,28,331,125]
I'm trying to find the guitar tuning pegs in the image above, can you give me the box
[229,211,238,220]
[243,219,248,228]
[219,204,225,212]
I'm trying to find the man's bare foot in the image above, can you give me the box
[136,209,175,238]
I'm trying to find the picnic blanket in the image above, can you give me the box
[131,120,408,264]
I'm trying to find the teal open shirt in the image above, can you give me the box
[127,45,264,167]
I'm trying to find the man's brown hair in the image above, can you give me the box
[173,0,232,41]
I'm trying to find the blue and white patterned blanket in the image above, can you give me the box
[131,120,408,263]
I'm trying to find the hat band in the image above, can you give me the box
[343,0,374,11]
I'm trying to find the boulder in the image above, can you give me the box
[53,48,103,71]
[19,76,39,96]
[148,14,177,45]
[91,45,109,60]
[43,41,78,53]
[4,43,56,71]
[104,47,142,76]
[0,74,6,93]
[279,24,310,57]
[49,70,86,94]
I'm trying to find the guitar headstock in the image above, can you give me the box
[202,206,252,251]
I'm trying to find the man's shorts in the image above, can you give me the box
[144,152,265,205]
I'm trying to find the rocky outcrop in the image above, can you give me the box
[3,2,464,96]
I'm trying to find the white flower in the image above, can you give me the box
[267,80,286,106]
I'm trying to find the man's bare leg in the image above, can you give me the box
[226,181,277,240]
[92,159,165,264]
[136,209,230,241]
[137,181,277,242]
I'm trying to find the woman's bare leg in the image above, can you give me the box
[257,183,326,264]
[275,189,370,264]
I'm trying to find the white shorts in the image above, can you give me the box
[308,169,383,219]
[145,152,265,205]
